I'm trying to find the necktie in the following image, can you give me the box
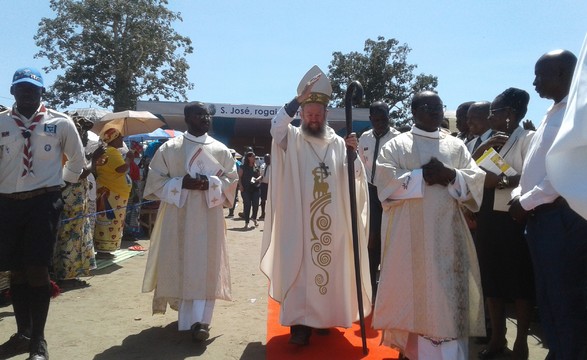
[473,136,482,151]
[12,105,46,177]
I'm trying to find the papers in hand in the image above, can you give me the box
[389,169,424,200]
[477,148,516,212]
[476,148,517,176]
[186,146,226,209]
[187,147,224,178]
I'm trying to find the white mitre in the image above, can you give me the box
[296,65,333,106]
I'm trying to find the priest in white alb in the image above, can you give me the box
[260,66,371,346]
[372,91,486,360]
[142,102,238,342]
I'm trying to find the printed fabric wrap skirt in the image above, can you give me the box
[53,180,96,280]
[94,186,129,252]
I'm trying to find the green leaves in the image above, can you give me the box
[35,0,193,111]
[328,36,438,127]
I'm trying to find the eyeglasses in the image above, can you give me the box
[489,107,510,115]
[417,104,445,113]
[194,114,211,120]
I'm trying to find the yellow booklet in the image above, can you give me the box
[476,148,517,211]
[476,148,518,176]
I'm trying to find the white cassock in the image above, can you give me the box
[142,133,238,330]
[546,33,587,220]
[372,127,486,360]
[260,107,372,328]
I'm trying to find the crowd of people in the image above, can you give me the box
[258,55,587,360]
[1,45,586,360]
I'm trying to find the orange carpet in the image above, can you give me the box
[266,297,400,359]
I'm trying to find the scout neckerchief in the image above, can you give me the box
[12,104,46,177]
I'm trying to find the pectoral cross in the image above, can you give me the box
[319,162,330,177]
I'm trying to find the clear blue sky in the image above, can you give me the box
[1,0,586,126]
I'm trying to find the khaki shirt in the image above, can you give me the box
[0,105,85,193]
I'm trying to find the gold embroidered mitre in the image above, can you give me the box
[297,65,332,106]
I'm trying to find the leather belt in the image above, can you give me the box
[0,186,62,200]
[531,196,567,214]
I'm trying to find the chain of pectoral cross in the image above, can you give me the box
[308,142,331,177]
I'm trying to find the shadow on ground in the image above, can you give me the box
[239,341,265,360]
[93,322,266,360]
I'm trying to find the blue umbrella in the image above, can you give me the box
[126,128,183,142]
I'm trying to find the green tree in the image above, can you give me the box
[328,36,438,126]
[35,0,193,111]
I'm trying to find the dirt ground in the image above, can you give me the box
[0,208,549,359]
[0,210,268,360]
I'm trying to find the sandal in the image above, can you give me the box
[128,245,146,251]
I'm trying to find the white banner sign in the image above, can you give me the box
[211,103,285,119]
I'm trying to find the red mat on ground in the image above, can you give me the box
[266,297,400,359]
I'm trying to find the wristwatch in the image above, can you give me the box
[497,174,509,189]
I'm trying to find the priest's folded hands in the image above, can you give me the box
[182,174,209,190]
[422,157,457,186]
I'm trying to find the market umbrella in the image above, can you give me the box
[126,128,183,142]
[158,128,184,138]
[92,110,165,136]
[68,108,110,123]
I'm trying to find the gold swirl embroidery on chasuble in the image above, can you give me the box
[310,165,332,295]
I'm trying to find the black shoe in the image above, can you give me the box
[314,328,330,336]
[0,333,30,358]
[289,325,311,346]
[27,338,48,360]
[191,322,210,342]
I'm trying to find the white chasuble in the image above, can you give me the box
[261,108,372,328]
[372,129,486,357]
[141,134,238,314]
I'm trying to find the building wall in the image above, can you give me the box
[136,100,456,154]
[137,100,372,155]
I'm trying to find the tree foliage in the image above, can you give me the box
[35,0,193,111]
[328,36,438,126]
